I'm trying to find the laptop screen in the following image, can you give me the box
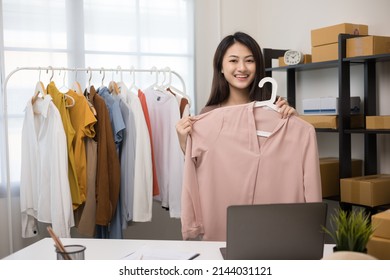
[223,202,328,260]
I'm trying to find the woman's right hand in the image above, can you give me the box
[176,116,193,154]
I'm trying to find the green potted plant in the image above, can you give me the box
[323,208,375,253]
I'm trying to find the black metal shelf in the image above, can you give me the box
[266,60,338,72]
[315,128,338,133]
[345,53,390,63]
[314,128,390,134]
[345,129,390,134]
[264,34,390,213]
[265,49,390,72]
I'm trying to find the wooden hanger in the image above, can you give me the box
[31,81,47,104]
[109,80,120,95]
[65,93,75,108]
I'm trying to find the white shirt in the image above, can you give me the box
[20,95,74,238]
[143,87,184,218]
[118,82,153,222]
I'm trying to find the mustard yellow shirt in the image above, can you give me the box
[67,89,97,204]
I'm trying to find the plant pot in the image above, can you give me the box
[323,248,376,260]
[333,246,367,254]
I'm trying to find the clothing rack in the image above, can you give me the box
[2,66,187,254]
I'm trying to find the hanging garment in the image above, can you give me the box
[166,87,190,118]
[138,89,160,196]
[115,94,136,228]
[67,90,97,203]
[97,86,126,238]
[46,82,81,209]
[20,95,74,238]
[76,137,98,237]
[88,86,121,226]
[109,94,133,238]
[117,82,153,222]
[97,86,126,149]
[181,102,322,241]
[143,87,184,218]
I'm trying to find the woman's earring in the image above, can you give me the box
[221,69,224,74]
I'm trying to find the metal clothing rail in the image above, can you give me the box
[2,66,186,254]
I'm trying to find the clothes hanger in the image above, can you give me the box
[109,81,120,94]
[32,82,46,105]
[48,66,54,83]
[72,68,83,95]
[57,69,75,108]
[86,67,93,94]
[100,67,106,88]
[163,67,191,106]
[108,67,120,95]
[31,68,47,105]
[58,69,69,92]
[128,66,139,93]
[254,77,279,111]
[254,77,279,138]
[65,94,75,108]
[83,67,97,116]
[150,66,167,93]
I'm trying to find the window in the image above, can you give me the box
[0,0,195,193]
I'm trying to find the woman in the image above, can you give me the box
[176,31,296,153]
[179,32,321,242]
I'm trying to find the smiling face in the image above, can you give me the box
[221,42,256,101]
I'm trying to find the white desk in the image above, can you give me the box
[3,238,335,260]
[3,238,225,260]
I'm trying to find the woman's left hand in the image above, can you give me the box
[276,96,298,118]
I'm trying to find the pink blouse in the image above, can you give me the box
[181,102,322,241]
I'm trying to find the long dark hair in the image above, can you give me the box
[205,32,270,106]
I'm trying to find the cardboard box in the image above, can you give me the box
[311,23,368,47]
[278,54,312,67]
[371,210,390,239]
[320,158,363,198]
[347,36,390,57]
[299,115,339,129]
[299,114,364,129]
[302,96,360,115]
[340,174,390,207]
[366,116,390,129]
[367,236,390,260]
[312,43,338,63]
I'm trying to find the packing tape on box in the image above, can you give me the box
[351,181,363,203]
[355,39,363,53]
[352,24,362,35]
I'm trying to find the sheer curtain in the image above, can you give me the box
[0,0,194,256]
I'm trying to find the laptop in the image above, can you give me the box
[220,202,328,260]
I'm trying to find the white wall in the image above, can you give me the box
[193,0,220,113]
[194,0,260,112]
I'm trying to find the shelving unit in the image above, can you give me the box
[264,34,390,213]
